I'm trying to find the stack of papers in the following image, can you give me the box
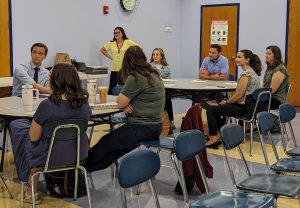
[90,102,119,110]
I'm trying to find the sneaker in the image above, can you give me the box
[16,191,42,205]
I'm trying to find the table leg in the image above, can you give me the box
[0,120,8,173]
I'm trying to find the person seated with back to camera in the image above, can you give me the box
[150,47,175,134]
[205,49,261,149]
[12,42,52,96]
[84,46,165,172]
[9,64,91,204]
[264,45,290,110]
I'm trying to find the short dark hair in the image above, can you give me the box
[210,44,222,53]
[49,63,89,108]
[31,42,48,56]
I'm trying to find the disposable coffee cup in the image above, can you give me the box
[98,86,108,103]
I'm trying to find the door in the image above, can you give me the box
[287,0,300,106]
[0,0,12,96]
[200,4,239,79]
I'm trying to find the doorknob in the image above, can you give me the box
[230,56,235,61]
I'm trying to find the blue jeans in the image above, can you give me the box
[84,123,161,172]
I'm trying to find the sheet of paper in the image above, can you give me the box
[162,79,177,82]
[164,84,175,87]
[192,80,207,83]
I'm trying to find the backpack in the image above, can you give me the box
[45,170,87,198]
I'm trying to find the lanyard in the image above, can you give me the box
[116,41,124,54]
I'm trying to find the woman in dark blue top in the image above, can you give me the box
[9,64,91,204]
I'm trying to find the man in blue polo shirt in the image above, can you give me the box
[199,44,228,80]
[12,42,51,96]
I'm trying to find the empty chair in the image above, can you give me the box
[220,123,300,206]
[118,150,160,208]
[27,119,92,208]
[256,111,300,173]
[278,103,300,157]
[233,87,272,156]
[140,128,212,205]
[170,129,275,208]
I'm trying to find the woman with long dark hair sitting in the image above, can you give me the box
[10,64,91,204]
[264,45,290,109]
[84,46,165,172]
[206,49,261,148]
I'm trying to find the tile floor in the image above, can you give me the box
[0,98,299,207]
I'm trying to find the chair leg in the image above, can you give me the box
[88,172,95,189]
[170,153,188,205]
[0,174,13,199]
[20,181,25,207]
[120,188,127,208]
[250,122,253,156]
[89,126,95,141]
[74,169,78,200]
[111,161,118,189]
[136,183,141,195]
[31,172,39,208]
[79,167,92,208]
[149,179,160,208]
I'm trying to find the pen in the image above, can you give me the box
[217,86,226,88]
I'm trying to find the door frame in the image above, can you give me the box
[9,0,13,75]
[285,0,290,64]
[199,3,240,79]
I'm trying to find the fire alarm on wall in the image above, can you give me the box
[103,5,109,14]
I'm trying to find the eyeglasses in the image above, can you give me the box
[114,31,121,35]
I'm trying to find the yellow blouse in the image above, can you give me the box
[103,40,139,72]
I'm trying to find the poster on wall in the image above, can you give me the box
[210,20,228,45]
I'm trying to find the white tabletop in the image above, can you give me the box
[0,96,121,119]
[78,72,108,80]
[162,78,237,92]
[0,77,13,88]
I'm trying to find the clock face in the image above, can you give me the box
[120,0,136,11]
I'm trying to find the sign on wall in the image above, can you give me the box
[210,20,228,45]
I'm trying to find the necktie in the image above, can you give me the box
[33,67,39,83]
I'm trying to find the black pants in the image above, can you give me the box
[165,97,174,121]
[270,97,283,110]
[84,123,162,172]
[108,71,118,95]
[206,103,245,136]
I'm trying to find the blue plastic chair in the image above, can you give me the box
[220,123,300,207]
[170,130,274,208]
[278,103,300,157]
[27,119,92,208]
[233,88,272,156]
[256,111,300,173]
[118,150,160,208]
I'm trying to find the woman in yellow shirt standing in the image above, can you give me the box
[100,26,139,94]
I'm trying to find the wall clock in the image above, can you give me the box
[120,0,136,12]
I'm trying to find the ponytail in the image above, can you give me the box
[239,49,262,76]
[249,54,262,76]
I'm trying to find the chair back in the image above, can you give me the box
[248,88,272,121]
[220,124,244,150]
[278,103,297,149]
[256,112,274,134]
[118,150,160,188]
[228,73,235,81]
[220,124,251,185]
[256,112,280,166]
[279,103,296,124]
[112,85,123,96]
[174,130,206,161]
[42,119,88,171]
